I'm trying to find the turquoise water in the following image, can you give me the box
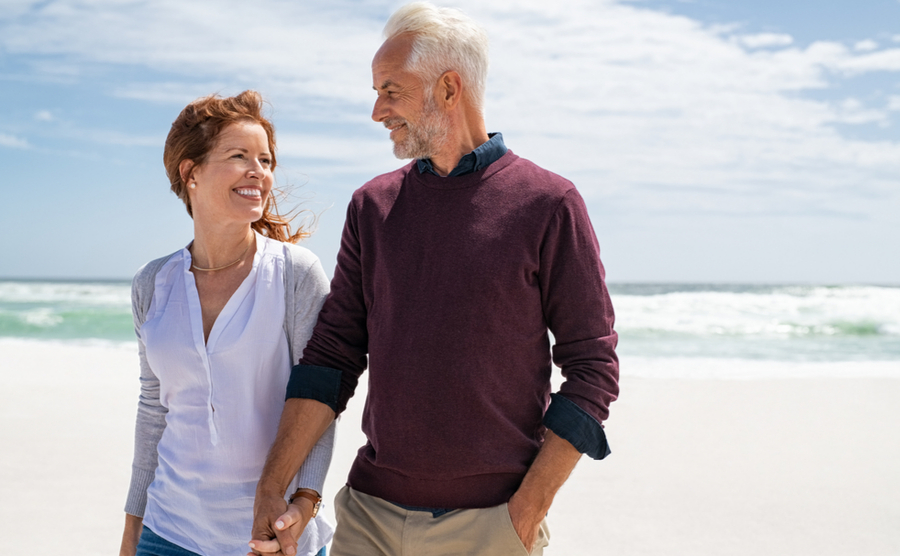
[608,283,900,363]
[0,280,133,342]
[1,280,899,363]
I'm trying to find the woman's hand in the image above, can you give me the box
[119,513,143,556]
[248,497,315,556]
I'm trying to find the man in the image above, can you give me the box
[249,3,618,555]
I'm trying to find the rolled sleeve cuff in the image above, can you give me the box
[543,393,611,460]
[285,364,342,413]
[124,466,155,517]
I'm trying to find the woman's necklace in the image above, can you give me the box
[191,239,253,272]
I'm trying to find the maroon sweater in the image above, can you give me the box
[295,151,619,508]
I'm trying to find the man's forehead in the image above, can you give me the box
[373,56,413,89]
[372,34,415,70]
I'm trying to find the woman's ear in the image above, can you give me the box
[179,159,195,186]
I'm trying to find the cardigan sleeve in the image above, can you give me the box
[124,259,169,517]
[287,250,337,494]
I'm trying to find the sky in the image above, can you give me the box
[1,0,898,283]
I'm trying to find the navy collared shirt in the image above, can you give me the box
[417,132,508,177]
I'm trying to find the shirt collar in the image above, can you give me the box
[417,132,507,177]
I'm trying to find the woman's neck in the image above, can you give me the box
[190,223,256,271]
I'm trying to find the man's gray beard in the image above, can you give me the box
[392,96,450,160]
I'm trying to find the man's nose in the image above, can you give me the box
[372,96,387,122]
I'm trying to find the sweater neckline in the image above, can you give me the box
[409,150,518,190]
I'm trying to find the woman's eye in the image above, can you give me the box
[260,158,271,166]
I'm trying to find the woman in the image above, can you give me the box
[119,91,335,556]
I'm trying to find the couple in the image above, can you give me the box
[120,3,619,556]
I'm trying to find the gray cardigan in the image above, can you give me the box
[125,241,336,517]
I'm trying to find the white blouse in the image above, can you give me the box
[138,234,333,556]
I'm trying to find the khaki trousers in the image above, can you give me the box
[330,486,550,556]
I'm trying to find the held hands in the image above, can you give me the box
[247,494,315,556]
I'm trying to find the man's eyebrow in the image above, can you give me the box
[374,80,399,91]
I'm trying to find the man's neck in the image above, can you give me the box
[429,108,489,176]
[430,134,489,176]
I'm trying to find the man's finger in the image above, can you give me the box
[274,503,304,531]
[273,505,303,556]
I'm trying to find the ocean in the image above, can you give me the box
[1,279,898,378]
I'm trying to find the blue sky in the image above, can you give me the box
[1,0,898,283]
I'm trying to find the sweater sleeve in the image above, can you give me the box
[539,188,619,460]
[124,263,168,517]
[286,200,369,415]
[288,252,338,494]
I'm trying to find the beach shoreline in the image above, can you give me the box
[1,340,898,555]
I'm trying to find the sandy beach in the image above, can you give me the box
[1,340,898,555]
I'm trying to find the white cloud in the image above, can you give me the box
[2,0,899,218]
[888,96,900,111]
[279,134,383,162]
[736,33,793,49]
[824,45,900,73]
[466,0,900,212]
[0,0,382,110]
[34,110,53,122]
[0,133,30,149]
[854,39,879,52]
[832,98,887,125]
[277,132,399,177]
[112,82,231,105]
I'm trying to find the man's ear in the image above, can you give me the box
[437,70,463,110]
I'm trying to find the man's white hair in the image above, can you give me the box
[384,2,489,114]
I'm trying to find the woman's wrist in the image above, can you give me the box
[288,488,322,518]
[119,513,144,556]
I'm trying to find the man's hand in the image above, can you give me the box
[506,431,584,553]
[507,491,544,552]
[247,399,336,555]
[247,495,316,556]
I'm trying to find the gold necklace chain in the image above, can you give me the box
[191,240,253,272]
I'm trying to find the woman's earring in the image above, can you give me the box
[189,182,196,189]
